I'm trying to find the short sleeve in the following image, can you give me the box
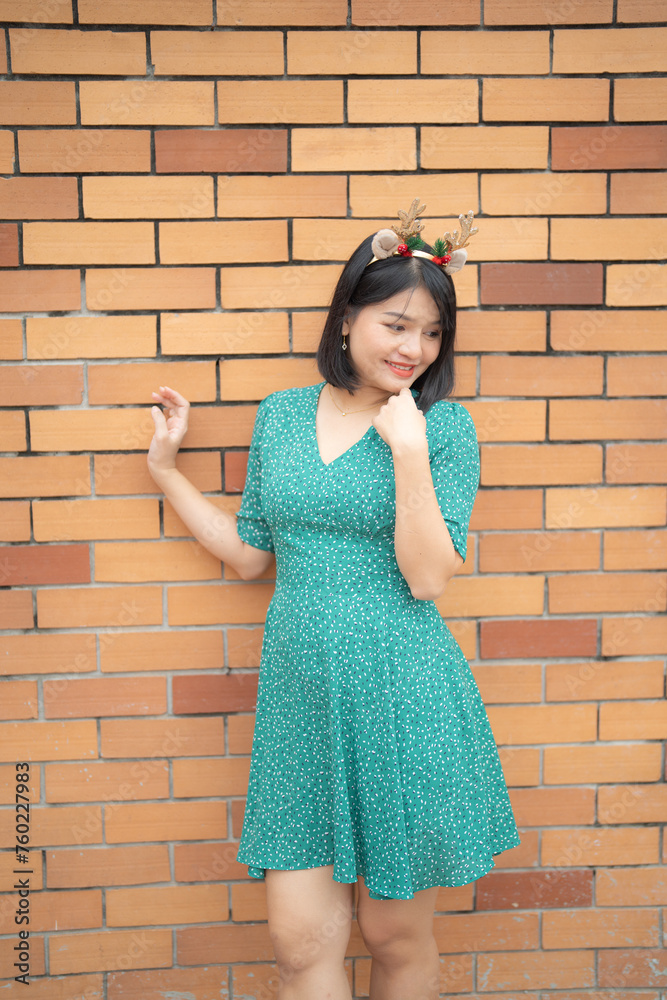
[429,403,480,562]
[235,395,275,553]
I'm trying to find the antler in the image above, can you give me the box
[441,210,478,252]
[391,198,427,242]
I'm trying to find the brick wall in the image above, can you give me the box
[1,1,666,997]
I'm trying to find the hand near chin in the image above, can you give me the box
[372,386,428,454]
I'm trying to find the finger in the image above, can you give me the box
[158,385,190,407]
[150,405,168,433]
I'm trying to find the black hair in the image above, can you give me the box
[316,232,457,415]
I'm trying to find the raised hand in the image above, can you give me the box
[147,385,191,478]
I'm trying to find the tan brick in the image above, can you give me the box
[481,444,602,486]
[552,218,667,260]
[597,867,667,906]
[607,264,667,307]
[0,81,75,124]
[105,800,226,843]
[422,126,548,169]
[30,407,152,453]
[542,827,659,866]
[173,758,251,797]
[100,630,223,673]
[470,665,542,707]
[48,844,169,889]
[0,721,97,763]
[544,745,662,785]
[78,0,212,23]
[353,0,480,23]
[549,571,666,614]
[608,356,667,398]
[24,221,154,265]
[95,540,221,582]
[599,783,667,825]
[0,410,26,450]
[480,530,599,573]
[0,590,33,628]
[45,759,168,801]
[219,263,341,309]
[83,175,214,219]
[96,451,220,497]
[550,400,667,441]
[438,575,544,619]
[152,30,282,75]
[218,175,346,218]
[107,885,229,927]
[0,679,37,720]
[546,660,664,701]
[554,27,667,72]
[611,172,667,214]
[0,0,72,20]
[617,0,666,19]
[0,455,90,498]
[0,176,78,220]
[80,81,214,126]
[217,79,342,125]
[37,586,162,629]
[10,27,145,75]
[0,633,98,678]
[0,318,22,360]
[101,717,223,758]
[88,360,216,404]
[18,128,150,173]
[608,438,667,483]
[50,928,171,975]
[480,356,602,397]
[422,30,549,74]
[292,127,415,172]
[486,704,597,745]
[349,79,478,124]
[349,173,479,216]
[288,30,417,75]
[511,787,595,826]
[0,500,30,541]
[602,616,666,658]
[615,78,667,121]
[543,907,659,950]
[223,0,346,22]
[161,313,287,359]
[27,316,156,360]
[604,530,667,570]
[33,498,158,542]
[484,78,609,121]
[168,582,274,626]
[546,486,666,529]
[484,0,612,22]
[478,950,594,992]
[551,309,666,351]
[86,267,216,310]
[218,359,318,401]
[0,365,83,408]
[159,219,288,265]
[599,700,667,739]
[44,677,167,721]
[0,130,13,172]
[0,268,80,312]
[463,400,546,443]
[482,172,606,216]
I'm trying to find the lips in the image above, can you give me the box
[385,360,415,376]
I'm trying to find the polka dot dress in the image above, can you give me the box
[234,381,521,901]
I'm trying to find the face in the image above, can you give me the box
[342,285,442,392]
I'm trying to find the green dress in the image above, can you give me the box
[234,380,520,901]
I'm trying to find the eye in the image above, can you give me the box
[426,330,442,339]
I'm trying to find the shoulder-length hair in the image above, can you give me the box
[316,232,458,415]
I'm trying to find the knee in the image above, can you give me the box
[269,914,351,976]
[357,912,416,962]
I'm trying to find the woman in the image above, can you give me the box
[147,204,520,1000]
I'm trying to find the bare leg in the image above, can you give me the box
[265,864,354,1000]
[356,877,441,1000]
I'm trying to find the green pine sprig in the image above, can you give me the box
[406,235,425,251]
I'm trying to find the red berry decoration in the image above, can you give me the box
[397,244,411,256]
[442,253,451,264]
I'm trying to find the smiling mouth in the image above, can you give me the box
[385,360,415,373]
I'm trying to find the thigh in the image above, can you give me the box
[355,875,439,952]
[265,864,354,964]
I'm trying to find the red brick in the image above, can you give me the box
[0,223,18,266]
[476,869,593,910]
[481,263,603,305]
[172,673,259,714]
[543,907,659,949]
[155,129,288,173]
[552,125,667,170]
[0,269,80,312]
[481,619,598,659]
[0,976,100,999]
[599,949,667,988]
[0,544,89,585]
[173,841,245,882]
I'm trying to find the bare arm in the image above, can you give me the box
[147,386,274,581]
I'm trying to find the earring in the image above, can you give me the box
[341,333,348,351]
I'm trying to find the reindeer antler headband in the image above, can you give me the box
[368,198,478,276]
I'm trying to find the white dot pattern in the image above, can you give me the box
[234,381,521,900]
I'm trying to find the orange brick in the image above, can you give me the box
[0,318,22,359]
[611,172,667,214]
[0,939,45,979]
[168,582,274,626]
[50,928,171,975]
[544,744,662,784]
[602,616,666,657]
[487,704,597,744]
[220,264,341,309]
[45,759,168,802]
[599,783,667,824]
[470,664,542,706]
[0,680,37,720]
[159,219,288,265]
[472,489,543,532]
[615,78,667,121]
[349,79,478,124]
[0,129,13,172]
[608,356,667,398]
[105,800,226,843]
[438,575,544,619]
[480,356,602,397]
[218,175,346,218]
[0,409,26,450]
[0,633,96,677]
[352,0,480,23]
[0,81,75,124]
[546,487,666,529]
[599,700,667,740]
[101,717,223,758]
[607,264,667,307]
[173,758,250,797]
[79,81,214,126]
[542,827,659,866]
[223,0,347,23]
[481,949,595,992]
[48,844,169,887]
[543,907,659,949]
[0,364,83,406]
[422,30,549,74]
[24,221,154,265]
[0,721,97,763]
[0,456,90,498]
[597,867,667,906]
[288,29,416,75]
[37,586,162,629]
[155,127,287,174]
[510,787,595,826]
[0,0,72,19]
[461,400,545,443]
[553,27,667,72]
[10,27,145,74]
[88,360,216,404]
[78,0,212,23]
[618,0,666,19]
[552,125,667,171]
[18,128,151,173]
[604,530,667,570]
[550,400,667,440]
[546,659,664,701]
[44,676,167,720]
[30,407,154,453]
[0,176,78,219]
[218,359,319,401]
[480,531,599,573]
[292,126,415,172]
[0,887,101,934]
[161,311,289,355]
[107,885,229,926]
[27,316,157,359]
[0,268,80,312]
[552,218,667,260]
[551,309,666,351]
[152,30,283,75]
[83,175,213,219]
[95,451,220,496]
[481,444,602,486]
[0,500,30,541]
[484,0,612,22]
[422,126,548,169]
[95,540,222,582]
[86,267,216,310]
[349,173,479,217]
[482,172,606,215]
[484,78,609,121]
[100,630,224,672]
[0,222,18,266]
[217,79,342,125]
[33,498,159,542]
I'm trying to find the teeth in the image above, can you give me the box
[388,362,413,370]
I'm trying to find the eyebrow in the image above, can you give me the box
[381,310,441,327]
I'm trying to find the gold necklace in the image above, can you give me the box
[327,382,393,416]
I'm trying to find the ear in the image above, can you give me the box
[342,312,351,336]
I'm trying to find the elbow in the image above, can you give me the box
[409,576,449,602]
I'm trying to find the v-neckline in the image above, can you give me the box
[313,381,378,469]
